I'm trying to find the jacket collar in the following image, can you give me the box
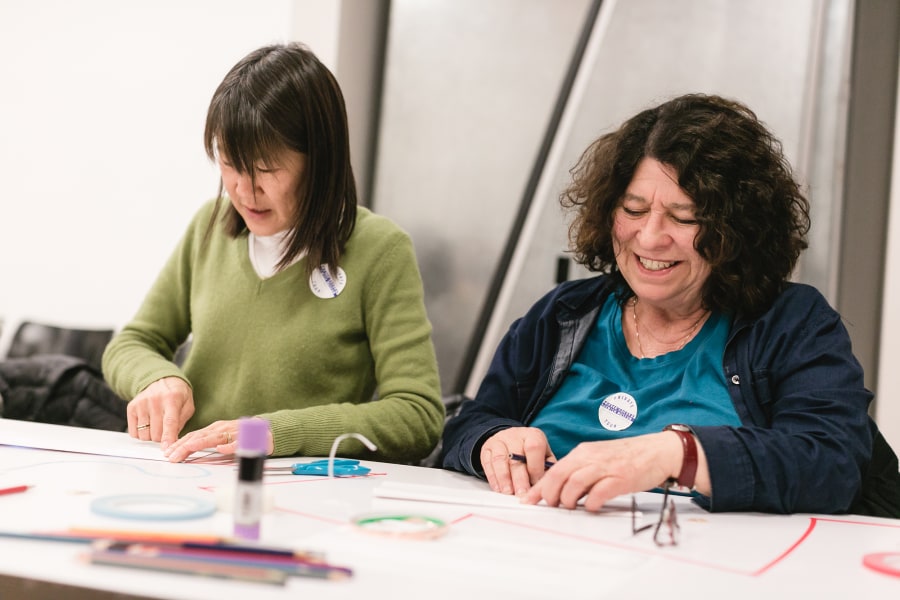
[554,276,618,320]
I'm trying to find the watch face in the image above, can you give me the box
[667,424,691,432]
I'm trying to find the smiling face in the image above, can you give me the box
[218,147,307,237]
[612,158,711,313]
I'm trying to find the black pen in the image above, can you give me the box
[508,453,555,469]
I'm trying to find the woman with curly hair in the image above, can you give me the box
[441,93,900,517]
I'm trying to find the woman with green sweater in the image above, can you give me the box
[102,43,443,463]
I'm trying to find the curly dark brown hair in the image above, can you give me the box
[561,93,811,317]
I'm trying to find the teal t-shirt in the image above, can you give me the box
[531,295,740,458]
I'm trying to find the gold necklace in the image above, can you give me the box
[630,297,708,359]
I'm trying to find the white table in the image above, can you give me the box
[0,419,898,599]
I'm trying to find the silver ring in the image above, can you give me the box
[136,423,151,431]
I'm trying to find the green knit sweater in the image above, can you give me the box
[102,200,443,462]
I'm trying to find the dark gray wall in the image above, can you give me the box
[372,0,867,398]
[836,0,900,397]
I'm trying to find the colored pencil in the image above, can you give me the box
[66,528,324,561]
[0,529,222,546]
[99,542,352,579]
[11,528,323,560]
[0,485,31,496]
[0,529,350,580]
[88,547,289,585]
[0,531,100,545]
[67,528,223,545]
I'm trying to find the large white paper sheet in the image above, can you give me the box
[0,418,209,461]
[372,480,632,513]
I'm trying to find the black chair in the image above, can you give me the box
[5,321,115,372]
[418,393,469,468]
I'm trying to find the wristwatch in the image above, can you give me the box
[663,424,697,491]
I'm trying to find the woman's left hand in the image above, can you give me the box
[522,432,688,511]
[163,419,274,463]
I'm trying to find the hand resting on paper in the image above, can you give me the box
[521,432,709,512]
[163,419,275,463]
[126,377,194,450]
[479,426,556,497]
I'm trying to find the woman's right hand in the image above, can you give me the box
[126,376,195,451]
[479,427,556,497]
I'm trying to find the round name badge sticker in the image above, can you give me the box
[598,392,637,431]
[309,265,347,298]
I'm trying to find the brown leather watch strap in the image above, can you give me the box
[664,424,697,490]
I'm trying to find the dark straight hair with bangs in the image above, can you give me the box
[202,42,357,277]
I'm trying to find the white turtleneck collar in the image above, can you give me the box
[248,230,304,278]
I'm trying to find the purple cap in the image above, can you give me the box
[237,417,269,454]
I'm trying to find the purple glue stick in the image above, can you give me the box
[233,417,269,540]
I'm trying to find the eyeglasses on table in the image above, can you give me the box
[631,480,680,546]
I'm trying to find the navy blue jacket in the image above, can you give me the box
[441,275,900,515]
